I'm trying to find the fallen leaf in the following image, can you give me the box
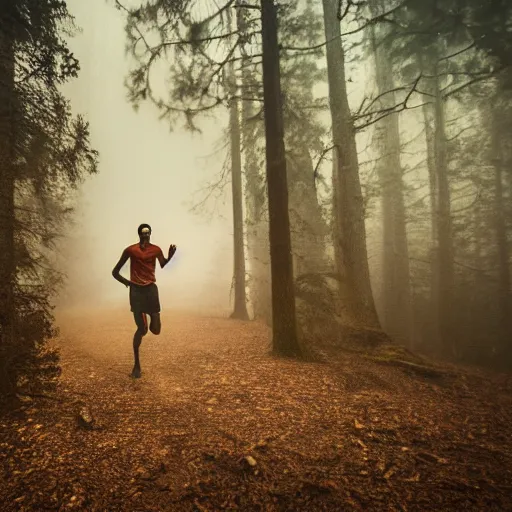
[356,439,367,450]
[245,455,257,467]
[384,468,396,479]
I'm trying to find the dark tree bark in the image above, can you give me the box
[261,0,301,357]
[322,0,380,327]
[0,11,15,349]
[490,104,512,342]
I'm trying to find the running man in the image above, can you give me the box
[112,224,176,378]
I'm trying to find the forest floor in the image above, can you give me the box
[1,308,512,511]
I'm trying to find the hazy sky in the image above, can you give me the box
[59,0,235,313]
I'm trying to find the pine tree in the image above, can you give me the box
[261,0,301,356]
[0,1,98,398]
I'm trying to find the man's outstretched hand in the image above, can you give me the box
[168,244,177,259]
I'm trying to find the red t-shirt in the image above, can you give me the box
[124,243,165,286]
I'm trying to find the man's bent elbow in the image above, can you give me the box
[112,270,123,284]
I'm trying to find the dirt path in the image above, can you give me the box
[1,309,512,511]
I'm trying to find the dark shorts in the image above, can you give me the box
[129,283,160,314]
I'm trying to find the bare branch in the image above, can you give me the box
[443,69,503,99]
[201,0,237,26]
[354,74,425,130]
[233,3,260,9]
[189,142,231,214]
[360,84,413,115]
[451,190,481,215]
[313,145,336,189]
[155,29,258,50]
[338,0,351,21]
[283,1,408,52]
[446,125,475,142]
[439,41,476,62]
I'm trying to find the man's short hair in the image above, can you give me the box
[137,223,152,236]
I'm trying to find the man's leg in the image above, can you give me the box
[149,313,161,335]
[132,311,148,378]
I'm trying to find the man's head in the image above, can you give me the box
[138,223,151,244]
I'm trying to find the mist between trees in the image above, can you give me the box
[1,0,512,399]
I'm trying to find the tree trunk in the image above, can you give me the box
[490,104,512,343]
[261,0,301,357]
[321,0,379,327]
[420,96,441,347]
[418,48,449,352]
[237,1,271,323]
[432,65,455,356]
[227,6,249,321]
[370,21,412,345]
[228,95,249,320]
[287,148,329,278]
[0,12,16,393]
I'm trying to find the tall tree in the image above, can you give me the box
[488,95,512,345]
[261,0,301,356]
[0,4,15,352]
[432,60,455,354]
[416,49,455,352]
[368,10,412,344]
[225,6,249,320]
[280,4,329,282]
[321,0,380,327]
[237,1,329,325]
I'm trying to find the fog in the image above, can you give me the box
[53,0,414,319]
[58,0,234,314]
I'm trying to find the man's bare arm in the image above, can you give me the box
[112,250,131,287]
[158,244,177,269]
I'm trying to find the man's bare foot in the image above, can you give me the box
[131,366,141,378]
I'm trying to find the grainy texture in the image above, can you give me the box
[0,308,511,511]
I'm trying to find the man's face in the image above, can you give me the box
[140,227,151,243]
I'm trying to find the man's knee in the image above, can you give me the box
[149,315,161,335]
[149,321,161,335]
[137,325,149,336]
